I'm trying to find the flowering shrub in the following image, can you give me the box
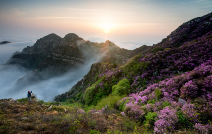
[180,80,199,99]
[117,58,212,133]
[154,106,178,133]
[194,123,210,134]
[127,105,145,121]
[181,103,198,122]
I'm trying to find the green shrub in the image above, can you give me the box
[151,47,164,53]
[95,95,124,110]
[119,53,149,77]
[144,112,157,125]
[84,77,105,105]
[76,92,83,100]
[143,112,157,130]
[91,81,113,106]
[155,89,162,100]
[51,106,66,112]
[162,101,171,108]
[177,111,191,128]
[89,129,100,134]
[147,99,156,104]
[164,48,171,51]
[118,118,137,132]
[118,98,130,111]
[84,86,98,105]
[120,60,149,77]
[112,79,130,96]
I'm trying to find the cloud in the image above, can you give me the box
[0,56,103,101]
[0,36,36,64]
[0,40,106,101]
[113,41,152,50]
[88,37,105,43]
[0,8,27,19]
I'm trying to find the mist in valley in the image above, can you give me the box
[0,38,106,101]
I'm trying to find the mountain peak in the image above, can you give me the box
[63,33,82,42]
[105,40,120,49]
[42,33,62,40]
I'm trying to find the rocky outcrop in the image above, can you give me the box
[7,33,149,72]
[7,33,84,71]
[22,33,62,54]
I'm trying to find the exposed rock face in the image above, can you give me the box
[22,33,62,54]
[7,32,150,72]
[7,33,85,72]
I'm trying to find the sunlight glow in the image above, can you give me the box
[99,22,114,33]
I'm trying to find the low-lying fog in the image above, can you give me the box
[0,58,100,101]
[0,36,104,101]
[0,40,36,65]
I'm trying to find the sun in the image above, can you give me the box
[99,22,114,33]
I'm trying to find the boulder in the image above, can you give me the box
[178,98,186,105]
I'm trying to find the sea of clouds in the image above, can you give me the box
[0,36,105,101]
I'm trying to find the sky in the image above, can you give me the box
[0,0,212,49]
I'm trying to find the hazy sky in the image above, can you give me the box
[0,0,211,49]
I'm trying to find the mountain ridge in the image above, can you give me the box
[4,32,150,96]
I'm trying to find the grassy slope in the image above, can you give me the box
[0,99,144,134]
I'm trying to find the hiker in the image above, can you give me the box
[27,91,31,101]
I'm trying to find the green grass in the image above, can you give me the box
[61,101,83,108]
[17,97,28,103]
[95,95,125,110]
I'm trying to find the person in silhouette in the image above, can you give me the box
[27,91,31,101]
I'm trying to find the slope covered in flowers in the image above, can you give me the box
[117,60,212,133]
